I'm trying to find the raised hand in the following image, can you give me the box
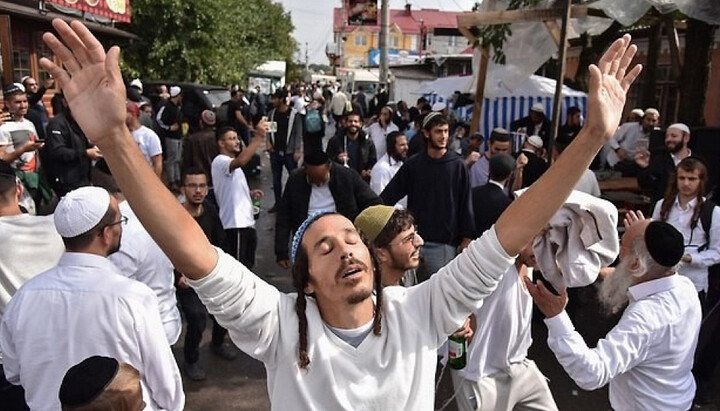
[623,209,647,229]
[39,19,126,147]
[585,34,642,142]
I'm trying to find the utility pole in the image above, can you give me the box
[305,42,309,73]
[379,0,389,88]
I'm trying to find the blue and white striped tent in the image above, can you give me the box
[418,74,588,149]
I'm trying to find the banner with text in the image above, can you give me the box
[45,0,131,23]
[347,0,377,26]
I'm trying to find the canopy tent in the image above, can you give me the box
[418,73,587,144]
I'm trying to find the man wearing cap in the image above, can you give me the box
[636,123,693,203]
[156,86,183,189]
[126,102,162,178]
[606,107,659,171]
[38,19,640,409]
[364,105,399,159]
[511,102,551,149]
[0,186,184,410]
[59,356,144,411]
[0,83,47,211]
[526,211,701,411]
[182,109,219,188]
[0,160,64,408]
[472,154,515,236]
[45,93,101,197]
[369,130,407,198]
[381,112,474,278]
[266,88,303,211]
[469,128,512,189]
[514,134,548,189]
[354,205,423,286]
[628,108,644,123]
[275,150,380,269]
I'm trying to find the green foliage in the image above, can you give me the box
[471,0,542,64]
[119,0,297,84]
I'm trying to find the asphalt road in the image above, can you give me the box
[173,129,720,410]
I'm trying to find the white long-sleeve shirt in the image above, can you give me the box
[652,197,720,292]
[109,201,182,344]
[190,226,514,410]
[545,274,700,411]
[459,264,533,381]
[0,253,184,411]
[369,153,404,208]
[364,121,398,159]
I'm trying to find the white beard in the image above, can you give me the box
[598,259,637,315]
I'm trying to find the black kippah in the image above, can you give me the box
[304,150,330,166]
[59,356,119,407]
[644,221,684,267]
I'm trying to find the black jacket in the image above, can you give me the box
[472,182,512,236]
[637,150,675,203]
[274,162,381,261]
[43,112,92,196]
[516,149,548,188]
[511,116,552,149]
[326,130,377,174]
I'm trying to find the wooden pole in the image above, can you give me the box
[548,0,572,165]
[470,44,490,135]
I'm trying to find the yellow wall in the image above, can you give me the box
[342,24,416,67]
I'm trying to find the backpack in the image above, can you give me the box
[305,108,323,134]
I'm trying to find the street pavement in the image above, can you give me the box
[172,127,720,410]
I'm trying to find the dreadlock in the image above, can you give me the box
[291,226,383,370]
[660,157,707,230]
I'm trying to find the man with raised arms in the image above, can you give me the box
[39,19,640,410]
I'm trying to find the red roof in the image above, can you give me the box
[333,7,462,35]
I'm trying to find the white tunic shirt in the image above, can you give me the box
[364,122,398,159]
[190,227,514,410]
[109,201,182,344]
[211,154,254,229]
[545,274,701,411]
[652,197,720,292]
[0,253,184,411]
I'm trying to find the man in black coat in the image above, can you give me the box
[472,153,515,236]
[511,102,551,150]
[275,150,381,268]
[326,111,377,181]
[636,123,693,203]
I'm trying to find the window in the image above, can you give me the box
[390,36,399,48]
[35,35,54,83]
[410,35,418,51]
[12,49,30,81]
[355,35,367,46]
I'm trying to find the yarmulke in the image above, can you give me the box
[469,131,483,140]
[668,123,690,135]
[431,101,446,112]
[129,78,143,90]
[489,153,515,178]
[644,108,659,118]
[490,127,510,142]
[59,356,119,407]
[201,109,216,126]
[4,83,25,96]
[644,221,684,267]
[531,102,545,114]
[54,186,110,238]
[631,108,644,117]
[169,86,181,97]
[354,205,395,243]
[291,211,336,263]
[304,150,330,166]
[527,135,543,150]
[421,111,442,129]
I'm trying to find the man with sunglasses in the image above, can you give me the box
[0,186,184,410]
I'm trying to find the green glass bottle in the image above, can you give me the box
[448,335,466,370]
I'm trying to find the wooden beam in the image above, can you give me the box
[458,26,477,44]
[548,0,573,165]
[456,5,587,27]
[543,20,562,47]
[471,44,490,135]
[0,15,12,87]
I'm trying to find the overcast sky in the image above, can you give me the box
[276,0,478,64]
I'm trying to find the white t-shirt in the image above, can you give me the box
[190,227,514,410]
[211,154,254,229]
[308,184,336,216]
[0,119,39,172]
[131,125,163,166]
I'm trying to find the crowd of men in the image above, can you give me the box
[1,19,719,411]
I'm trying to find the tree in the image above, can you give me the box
[119,0,297,84]
[678,18,716,126]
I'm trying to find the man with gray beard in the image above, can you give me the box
[526,210,701,411]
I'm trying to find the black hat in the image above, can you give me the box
[272,88,288,99]
[304,150,330,166]
[644,221,684,267]
[489,153,515,181]
[58,356,119,407]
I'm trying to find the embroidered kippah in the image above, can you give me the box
[291,211,337,263]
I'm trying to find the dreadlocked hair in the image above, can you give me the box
[660,157,707,230]
[291,229,384,370]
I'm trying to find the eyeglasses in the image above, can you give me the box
[106,215,128,228]
[184,183,208,190]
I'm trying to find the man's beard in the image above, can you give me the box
[428,137,446,150]
[391,151,406,162]
[108,234,122,256]
[667,139,685,154]
[598,259,636,315]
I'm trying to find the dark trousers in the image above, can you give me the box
[176,287,228,364]
[223,227,257,269]
[270,151,297,205]
[0,365,28,411]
